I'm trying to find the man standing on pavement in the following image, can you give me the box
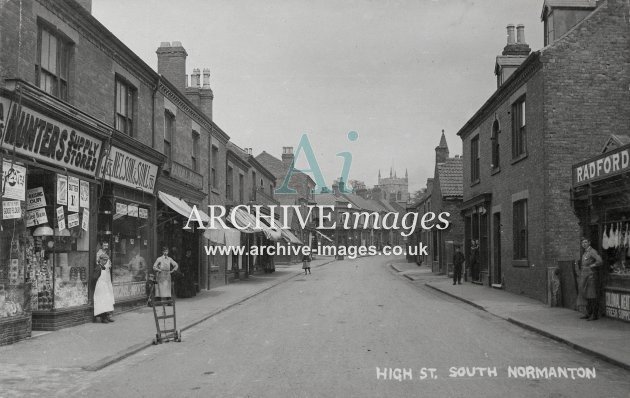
[453,246,465,285]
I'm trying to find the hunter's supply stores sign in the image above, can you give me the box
[572,143,630,187]
[0,97,103,177]
[99,146,158,194]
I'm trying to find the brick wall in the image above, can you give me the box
[542,0,630,262]
[0,315,31,346]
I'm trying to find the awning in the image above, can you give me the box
[203,228,225,245]
[229,207,263,234]
[158,191,194,219]
[313,229,334,242]
[280,227,304,245]
[182,199,211,224]
[258,217,283,241]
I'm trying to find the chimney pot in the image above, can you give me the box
[160,41,171,47]
[172,41,183,47]
[516,24,526,44]
[506,24,516,45]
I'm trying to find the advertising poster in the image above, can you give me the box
[56,175,68,206]
[67,176,80,212]
[81,208,89,231]
[116,202,128,216]
[26,187,46,210]
[128,204,139,218]
[2,200,21,220]
[26,208,48,227]
[80,180,90,208]
[1,161,26,201]
[57,206,66,230]
[67,213,80,229]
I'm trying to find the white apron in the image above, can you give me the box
[153,256,176,298]
[93,261,115,316]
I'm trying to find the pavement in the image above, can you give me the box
[0,256,336,372]
[390,261,630,371]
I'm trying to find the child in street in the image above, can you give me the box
[302,253,312,275]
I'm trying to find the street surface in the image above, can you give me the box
[3,255,630,397]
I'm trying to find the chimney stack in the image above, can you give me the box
[156,41,188,93]
[190,68,201,87]
[281,147,295,169]
[495,24,531,88]
[199,68,214,120]
[202,68,211,88]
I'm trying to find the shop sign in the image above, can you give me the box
[67,177,79,212]
[80,180,89,208]
[99,146,158,194]
[138,207,148,219]
[0,97,102,176]
[26,187,46,210]
[2,200,21,219]
[170,161,204,190]
[573,143,630,187]
[1,161,26,201]
[26,208,48,227]
[605,291,630,321]
[67,213,80,229]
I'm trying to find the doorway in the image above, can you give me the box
[493,212,502,286]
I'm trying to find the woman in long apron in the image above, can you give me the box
[153,247,179,301]
[94,250,115,323]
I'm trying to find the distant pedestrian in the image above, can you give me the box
[153,247,179,302]
[94,250,115,323]
[453,246,465,285]
[577,238,602,321]
[470,240,480,282]
[302,253,312,275]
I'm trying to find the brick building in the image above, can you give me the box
[458,0,630,303]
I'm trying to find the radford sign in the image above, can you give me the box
[572,144,630,187]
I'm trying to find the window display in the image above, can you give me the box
[25,168,90,311]
[98,195,150,299]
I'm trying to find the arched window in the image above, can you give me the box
[491,119,500,170]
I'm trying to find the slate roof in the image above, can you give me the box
[255,151,285,178]
[437,156,463,198]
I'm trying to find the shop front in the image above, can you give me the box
[461,193,491,284]
[156,169,207,295]
[97,136,164,310]
[0,82,108,338]
[571,138,630,322]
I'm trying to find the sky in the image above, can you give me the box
[92,0,544,193]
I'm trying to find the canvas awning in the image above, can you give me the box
[228,207,262,234]
[314,229,334,242]
[158,191,194,219]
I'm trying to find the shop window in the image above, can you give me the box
[513,199,528,264]
[192,130,200,172]
[251,171,257,200]
[115,77,136,136]
[511,96,526,159]
[211,145,218,188]
[226,166,233,201]
[491,119,500,170]
[471,135,480,183]
[36,23,72,101]
[19,167,91,311]
[164,111,174,165]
